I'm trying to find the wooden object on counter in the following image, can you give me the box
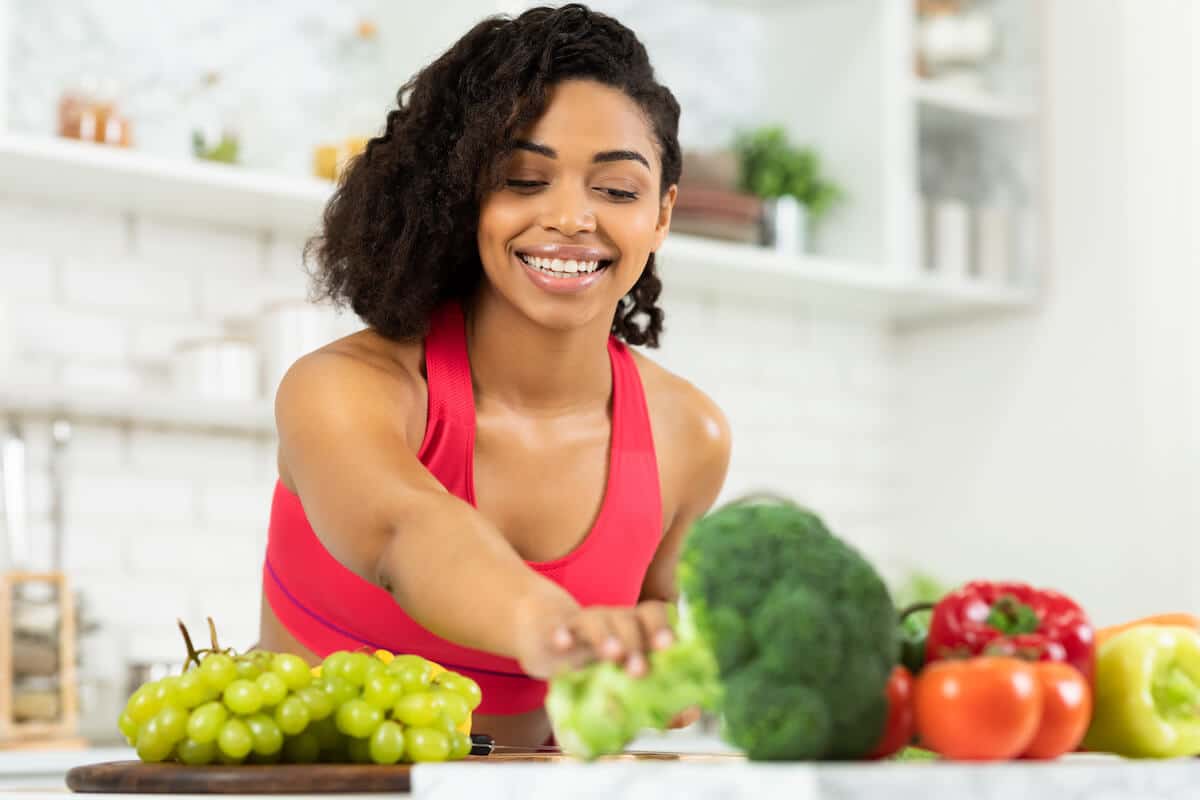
[0,571,79,746]
[67,751,743,794]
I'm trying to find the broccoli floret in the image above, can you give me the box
[678,496,897,760]
[546,616,719,760]
[545,496,896,762]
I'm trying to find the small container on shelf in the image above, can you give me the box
[56,77,133,148]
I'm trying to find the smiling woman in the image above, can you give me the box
[256,4,731,748]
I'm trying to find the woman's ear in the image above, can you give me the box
[652,185,677,253]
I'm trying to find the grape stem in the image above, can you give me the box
[178,618,202,671]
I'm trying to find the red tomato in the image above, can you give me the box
[869,666,915,759]
[1021,662,1092,760]
[914,657,1043,760]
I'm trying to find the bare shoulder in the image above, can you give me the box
[631,350,732,518]
[275,329,428,460]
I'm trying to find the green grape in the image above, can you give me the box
[434,672,483,712]
[272,653,313,690]
[433,713,460,740]
[156,675,182,700]
[321,652,350,679]
[176,670,210,709]
[341,652,372,686]
[176,737,217,766]
[362,674,401,710]
[186,701,227,744]
[368,721,405,765]
[347,736,372,764]
[216,750,247,765]
[126,684,162,725]
[235,657,264,680]
[135,718,174,763]
[308,716,342,753]
[321,676,358,707]
[223,679,263,715]
[449,731,473,761]
[153,706,189,745]
[392,692,439,727]
[430,689,471,726]
[297,687,333,721]
[282,731,321,764]
[363,659,387,681]
[274,696,310,735]
[336,699,382,739]
[200,653,238,692]
[245,714,284,757]
[245,649,274,666]
[405,728,451,762]
[387,656,433,692]
[255,672,288,707]
[118,711,139,744]
[217,718,254,760]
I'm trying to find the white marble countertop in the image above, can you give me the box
[3,742,1200,799]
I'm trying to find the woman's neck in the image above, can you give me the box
[464,291,614,416]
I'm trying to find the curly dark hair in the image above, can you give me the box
[306,4,681,347]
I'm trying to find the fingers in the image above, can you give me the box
[606,611,648,676]
[667,706,702,729]
[635,602,674,651]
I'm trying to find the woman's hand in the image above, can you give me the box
[516,600,676,680]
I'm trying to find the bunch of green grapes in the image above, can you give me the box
[119,648,482,766]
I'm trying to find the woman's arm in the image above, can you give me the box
[276,351,590,678]
[640,385,732,604]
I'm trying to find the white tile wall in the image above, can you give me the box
[0,199,898,702]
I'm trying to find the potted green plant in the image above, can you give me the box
[733,126,843,253]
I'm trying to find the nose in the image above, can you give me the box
[537,183,596,236]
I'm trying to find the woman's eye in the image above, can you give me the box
[598,187,639,201]
[506,180,546,192]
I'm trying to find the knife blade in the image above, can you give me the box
[468,733,742,760]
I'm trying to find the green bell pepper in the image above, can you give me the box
[1082,625,1200,758]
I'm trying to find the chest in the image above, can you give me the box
[471,406,621,563]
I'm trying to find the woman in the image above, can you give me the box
[258,4,731,747]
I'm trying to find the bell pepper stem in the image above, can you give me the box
[1154,667,1200,718]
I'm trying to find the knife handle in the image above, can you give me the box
[469,733,495,756]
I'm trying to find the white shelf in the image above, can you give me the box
[913,79,1036,122]
[658,234,1037,325]
[0,133,1035,327]
[0,382,276,436]
[0,133,332,233]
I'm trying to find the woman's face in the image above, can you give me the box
[477,79,675,334]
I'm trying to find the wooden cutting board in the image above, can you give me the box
[66,752,742,794]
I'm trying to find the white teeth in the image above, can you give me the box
[521,255,602,275]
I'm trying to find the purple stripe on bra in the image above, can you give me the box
[264,557,533,681]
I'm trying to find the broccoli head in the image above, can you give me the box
[677,495,897,760]
[545,495,896,762]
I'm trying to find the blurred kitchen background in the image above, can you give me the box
[0,0,1195,749]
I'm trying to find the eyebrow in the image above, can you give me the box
[512,139,650,171]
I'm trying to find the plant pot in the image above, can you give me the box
[762,195,809,254]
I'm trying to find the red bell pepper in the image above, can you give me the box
[924,581,1094,683]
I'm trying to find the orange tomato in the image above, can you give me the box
[914,657,1043,760]
[1021,661,1092,760]
[1095,613,1200,647]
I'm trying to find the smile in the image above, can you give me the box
[516,253,613,276]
